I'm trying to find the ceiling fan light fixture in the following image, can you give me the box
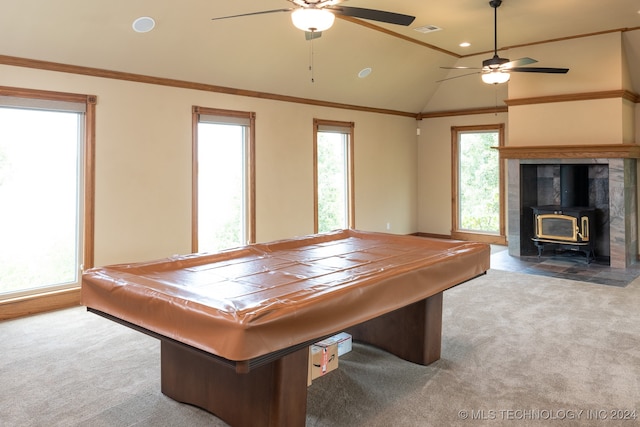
[482,71,510,84]
[291,8,335,32]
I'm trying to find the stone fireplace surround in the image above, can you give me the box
[500,145,639,269]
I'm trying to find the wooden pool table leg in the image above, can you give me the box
[345,292,443,365]
[160,340,309,427]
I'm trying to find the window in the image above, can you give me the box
[192,107,255,252]
[451,124,505,244]
[314,119,354,234]
[0,89,95,300]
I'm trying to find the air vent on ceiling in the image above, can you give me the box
[414,24,442,34]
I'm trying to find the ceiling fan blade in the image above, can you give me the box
[501,57,537,69]
[436,71,481,83]
[510,67,569,74]
[212,8,293,21]
[326,6,415,26]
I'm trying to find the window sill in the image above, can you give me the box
[0,287,81,320]
[451,231,507,245]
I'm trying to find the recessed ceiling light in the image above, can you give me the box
[459,42,471,47]
[132,16,156,33]
[358,67,372,78]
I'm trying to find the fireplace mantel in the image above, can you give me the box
[498,144,640,160]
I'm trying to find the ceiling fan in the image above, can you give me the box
[440,0,569,84]
[212,0,415,40]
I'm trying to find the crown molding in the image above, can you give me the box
[417,106,508,120]
[0,54,416,118]
[505,90,639,106]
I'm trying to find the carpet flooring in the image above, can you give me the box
[2,256,639,426]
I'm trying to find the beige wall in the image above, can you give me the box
[508,32,634,146]
[417,113,508,236]
[508,33,624,98]
[0,65,418,267]
[507,98,630,146]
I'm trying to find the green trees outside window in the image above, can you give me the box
[458,131,500,233]
[317,131,348,233]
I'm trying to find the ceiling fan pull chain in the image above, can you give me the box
[309,34,315,83]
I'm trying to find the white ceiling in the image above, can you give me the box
[1,0,639,113]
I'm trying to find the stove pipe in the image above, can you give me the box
[560,164,589,207]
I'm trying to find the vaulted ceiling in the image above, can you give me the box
[1,0,639,113]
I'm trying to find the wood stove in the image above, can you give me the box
[507,152,637,268]
[531,205,596,263]
[530,164,597,263]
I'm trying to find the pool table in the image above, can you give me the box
[82,229,490,427]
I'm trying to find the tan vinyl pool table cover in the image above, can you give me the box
[81,229,490,361]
